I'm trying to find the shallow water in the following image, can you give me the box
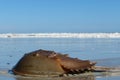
[0,38,120,80]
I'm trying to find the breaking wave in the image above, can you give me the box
[0,33,120,38]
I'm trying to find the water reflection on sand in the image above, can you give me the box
[8,71,120,80]
[1,67,120,80]
[15,75,95,80]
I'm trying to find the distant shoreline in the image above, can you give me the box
[0,33,120,38]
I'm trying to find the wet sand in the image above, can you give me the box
[0,38,120,80]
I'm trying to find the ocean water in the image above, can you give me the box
[0,38,120,80]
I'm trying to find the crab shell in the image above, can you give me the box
[12,49,96,76]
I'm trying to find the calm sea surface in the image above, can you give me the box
[0,38,120,80]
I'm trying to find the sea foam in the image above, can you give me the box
[0,33,120,38]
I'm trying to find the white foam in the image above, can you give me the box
[0,33,120,38]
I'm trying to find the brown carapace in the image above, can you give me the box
[12,49,108,77]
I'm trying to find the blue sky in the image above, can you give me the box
[0,0,120,33]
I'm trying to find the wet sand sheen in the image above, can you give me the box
[0,38,120,80]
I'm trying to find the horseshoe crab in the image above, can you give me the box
[12,49,112,77]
